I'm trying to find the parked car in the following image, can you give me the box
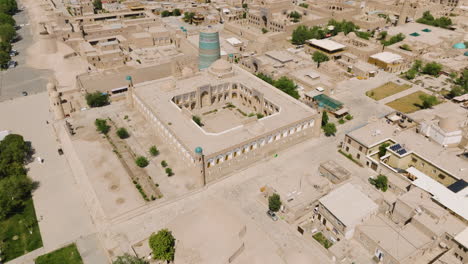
[9,49,18,56]
[267,210,278,221]
[8,61,17,69]
[21,91,28,96]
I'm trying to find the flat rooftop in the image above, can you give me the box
[319,183,378,228]
[347,118,468,179]
[386,23,462,46]
[370,52,403,64]
[358,215,432,262]
[134,64,317,156]
[306,38,346,52]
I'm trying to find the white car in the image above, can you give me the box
[315,87,325,92]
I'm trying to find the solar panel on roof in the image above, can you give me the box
[390,144,401,151]
[397,149,407,155]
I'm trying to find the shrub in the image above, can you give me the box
[86,92,109,107]
[422,62,442,76]
[165,168,173,176]
[192,115,203,126]
[299,3,309,8]
[345,114,353,120]
[116,128,129,139]
[95,119,110,134]
[378,143,390,157]
[369,175,388,192]
[419,94,438,109]
[338,119,345,124]
[161,160,168,167]
[149,229,175,261]
[135,156,149,168]
[149,146,159,156]
[268,193,281,212]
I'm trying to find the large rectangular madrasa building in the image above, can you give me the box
[127,60,321,186]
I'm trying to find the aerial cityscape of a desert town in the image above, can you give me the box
[0,0,467,263]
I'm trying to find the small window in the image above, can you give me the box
[359,146,363,152]
[347,138,351,144]
[345,146,349,152]
[412,157,417,163]
[438,174,446,180]
[357,154,361,159]
[421,162,425,167]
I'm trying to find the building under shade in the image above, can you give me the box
[198,27,221,70]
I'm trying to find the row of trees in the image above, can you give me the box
[0,134,34,220]
[416,11,452,29]
[291,19,363,45]
[321,111,336,137]
[405,60,443,80]
[449,70,468,98]
[255,74,300,99]
[0,0,17,67]
[161,9,181,17]
[380,32,405,46]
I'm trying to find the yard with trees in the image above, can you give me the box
[85,92,109,107]
[255,73,300,99]
[0,134,43,262]
[268,193,282,212]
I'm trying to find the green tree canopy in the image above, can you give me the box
[113,253,148,264]
[421,62,442,76]
[135,156,149,168]
[0,50,10,67]
[116,128,129,139]
[149,229,176,261]
[173,9,181,16]
[323,123,336,136]
[321,111,328,127]
[416,11,452,28]
[381,33,405,46]
[268,193,281,212]
[0,174,33,219]
[183,12,195,24]
[0,12,15,26]
[369,175,388,192]
[312,51,329,68]
[419,94,438,109]
[0,134,31,171]
[274,76,300,99]
[95,119,110,134]
[378,143,390,157]
[86,91,109,107]
[0,23,16,43]
[291,25,325,45]
[0,0,18,15]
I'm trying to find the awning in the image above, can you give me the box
[334,107,349,116]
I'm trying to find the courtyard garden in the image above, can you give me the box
[366,82,412,101]
[35,243,83,264]
[385,91,440,113]
[312,232,333,249]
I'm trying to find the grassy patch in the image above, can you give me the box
[313,232,333,249]
[0,198,43,262]
[385,91,438,113]
[338,149,363,167]
[35,243,83,264]
[366,82,412,101]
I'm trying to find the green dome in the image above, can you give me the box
[464,51,468,56]
[126,75,132,81]
[453,42,466,49]
[195,147,203,154]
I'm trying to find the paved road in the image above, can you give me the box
[0,8,51,102]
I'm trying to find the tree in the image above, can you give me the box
[405,68,418,80]
[289,11,302,22]
[274,76,300,99]
[378,31,387,40]
[161,10,171,17]
[256,73,274,85]
[113,253,148,264]
[381,33,405,46]
[242,3,248,8]
[0,23,15,43]
[268,193,281,212]
[93,0,102,11]
[417,11,452,28]
[165,167,173,176]
[0,50,9,68]
[183,12,195,24]
[0,13,15,26]
[422,62,442,76]
[312,51,329,68]
[321,111,328,127]
[161,160,168,167]
[322,123,336,136]
[355,31,371,40]
[0,175,33,219]
[299,3,309,8]
[86,92,109,107]
[0,0,18,15]
[149,229,176,262]
[0,40,12,52]
[261,27,268,34]
[135,156,149,168]
[419,94,438,109]
[0,134,31,167]
[192,115,202,126]
[369,175,388,192]
[412,60,422,72]
[173,9,181,16]
[116,128,129,139]
[378,143,390,157]
[95,119,110,134]
[291,25,325,45]
[149,146,159,156]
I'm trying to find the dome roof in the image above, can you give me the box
[464,51,468,56]
[452,42,466,49]
[439,117,459,133]
[209,59,232,74]
[195,147,203,154]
